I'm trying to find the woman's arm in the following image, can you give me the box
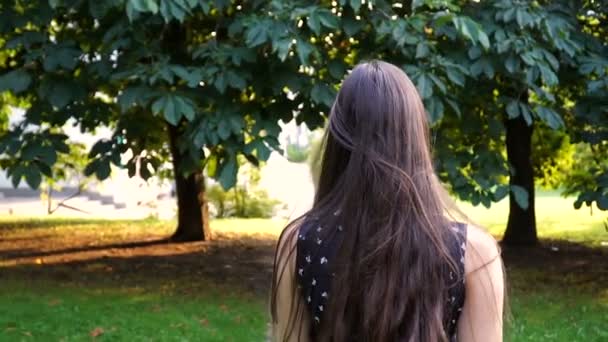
[457,225,505,342]
[271,225,311,342]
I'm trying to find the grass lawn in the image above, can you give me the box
[0,192,606,341]
[0,279,267,341]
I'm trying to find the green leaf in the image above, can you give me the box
[171,65,202,87]
[535,106,564,130]
[217,120,231,140]
[89,140,111,158]
[415,43,430,59]
[273,38,292,61]
[506,100,520,119]
[140,160,152,180]
[426,97,444,124]
[511,185,529,210]
[429,74,446,94]
[21,143,43,162]
[526,66,539,84]
[152,94,195,125]
[317,10,339,29]
[434,11,454,27]
[493,185,509,201]
[96,159,111,180]
[37,161,52,178]
[38,145,57,166]
[214,72,227,93]
[246,22,268,47]
[175,95,196,121]
[118,86,154,112]
[228,115,244,133]
[538,64,558,86]
[0,70,32,93]
[504,55,518,73]
[218,156,237,190]
[468,46,482,60]
[477,31,490,49]
[515,8,534,28]
[24,166,42,189]
[296,39,314,65]
[519,103,532,125]
[43,45,81,71]
[130,0,159,13]
[226,70,247,90]
[126,1,140,21]
[445,98,461,117]
[452,16,488,49]
[311,83,335,107]
[256,140,271,161]
[597,196,608,210]
[502,8,516,22]
[39,79,85,109]
[416,74,433,99]
[10,165,26,188]
[328,60,346,79]
[445,68,465,87]
[159,0,187,22]
[308,12,321,35]
[542,50,559,71]
[343,16,363,37]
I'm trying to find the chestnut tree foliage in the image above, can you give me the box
[0,0,606,244]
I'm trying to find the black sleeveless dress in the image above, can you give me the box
[295,219,467,341]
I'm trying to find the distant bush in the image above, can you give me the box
[206,157,281,218]
[286,143,309,163]
[207,184,280,218]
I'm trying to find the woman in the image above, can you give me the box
[271,61,504,342]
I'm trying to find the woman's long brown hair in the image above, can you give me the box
[271,61,470,341]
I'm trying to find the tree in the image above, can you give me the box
[1,0,605,246]
[363,0,607,245]
[0,0,322,241]
[297,0,606,245]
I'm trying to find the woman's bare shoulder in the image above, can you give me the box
[465,225,501,273]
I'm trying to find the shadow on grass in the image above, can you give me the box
[500,240,608,293]
[0,233,277,297]
[1,238,172,259]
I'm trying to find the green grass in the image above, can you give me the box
[0,279,267,342]
[506,282,608,341]
[1,192,607,341]
[458,191,608,246]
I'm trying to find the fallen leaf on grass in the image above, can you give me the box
[48,299,62,306]
[22,331,32,336]
[199,318,209,326]
[90,327,104,337]
[233,315,242,324]
[219,304,229,312]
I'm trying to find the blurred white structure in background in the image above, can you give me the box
[1,111,316,220]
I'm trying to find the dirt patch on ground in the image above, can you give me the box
[0,227,279,297]
[501,240,608,293]
[1,224,606,296]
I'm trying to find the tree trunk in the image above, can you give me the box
[503,114,538,245]
[168,123,211,241]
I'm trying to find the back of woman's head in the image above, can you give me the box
[274,60,461,342]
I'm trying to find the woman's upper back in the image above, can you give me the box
[295,218,468,341]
